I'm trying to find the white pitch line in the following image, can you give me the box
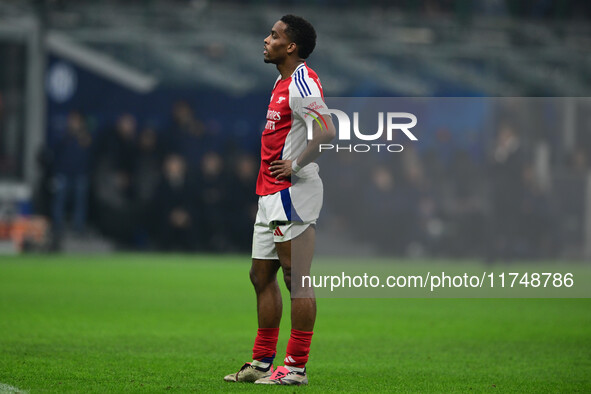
[0,382,28,394]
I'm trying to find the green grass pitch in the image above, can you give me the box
[0,254,589,393]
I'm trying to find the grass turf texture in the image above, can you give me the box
[0,255,589,393]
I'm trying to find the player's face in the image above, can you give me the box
[263,21,292,64]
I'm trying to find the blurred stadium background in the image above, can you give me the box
[1,0,591,260]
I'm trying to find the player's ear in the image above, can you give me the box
[287,42,297,56]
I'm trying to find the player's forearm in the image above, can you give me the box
[295,136,331,168]
[294,117,336,169]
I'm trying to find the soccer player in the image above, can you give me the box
[224,15,335,386]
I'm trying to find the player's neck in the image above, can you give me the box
[277,59,305,80]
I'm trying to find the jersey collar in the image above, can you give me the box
[290,62,307,78]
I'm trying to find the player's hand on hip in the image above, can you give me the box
[269,160,291,180]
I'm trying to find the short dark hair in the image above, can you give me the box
[280,14,316,59]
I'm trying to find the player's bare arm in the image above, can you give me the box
[269,116,336,179]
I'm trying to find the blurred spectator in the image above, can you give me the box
[165,100,212,170]
[487,125,525,262]
[51,110,93,241]
[519,163,554,259]
[444,149,487,257]
[429,128,454,180]
[198,151,229,251]
[0,91,19,178]
[557,146,587,257]
[153,154,198,251]
[32,145,55,221]
[226,152,258,252]
[325,151,366,232]
[96,113,138,177]
[92,114,139,247]
[92,159,136,246]
[135,126,163,202]
[361,165,421,255]
[133,126,164,244]
[113,113,139,175]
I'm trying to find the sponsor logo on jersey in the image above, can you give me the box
[265,120,276,131]
[266,109,281,121]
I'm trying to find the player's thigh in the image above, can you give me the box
[275,224,315,275]
[276,225,316,296]
[252,195,280,261]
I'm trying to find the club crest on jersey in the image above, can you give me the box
[276,96,286,104]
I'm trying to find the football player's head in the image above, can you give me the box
[264,15,316,64]
[280,15,316,59]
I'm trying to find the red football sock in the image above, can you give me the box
[252,327,280,363]
[284,329,313,368]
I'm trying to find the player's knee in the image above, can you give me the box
[249,267,261,289]
[282,267,292,292]
[250,267,273,291]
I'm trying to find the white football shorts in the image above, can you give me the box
[251,174,323,260]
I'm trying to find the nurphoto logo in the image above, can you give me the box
[303,100,418,153]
